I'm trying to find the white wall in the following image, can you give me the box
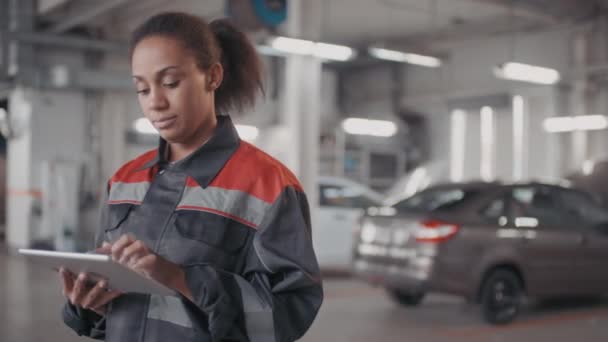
[400,27,595,183]
[405,29,571,101]
[29,90,86,186]
[6,87,87,248]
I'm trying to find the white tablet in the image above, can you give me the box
[19,249,174,296]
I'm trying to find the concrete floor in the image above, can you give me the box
[2,249,608,342]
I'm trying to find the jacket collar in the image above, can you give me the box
[140,115,241,188]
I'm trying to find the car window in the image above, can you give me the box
[509,186,570,227]
[557,189,608,225]
[393,188,477,212]
[319,185,379,209]
[481,196,506,220]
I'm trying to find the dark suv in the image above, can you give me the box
[352,182,608,324]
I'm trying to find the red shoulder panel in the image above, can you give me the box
[110,149,158,184]
[208,141,303,203]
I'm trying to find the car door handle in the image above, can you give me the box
[333,214,347,220]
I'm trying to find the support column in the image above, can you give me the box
[280,0,322,212]
[6,87,33,248]
[570,28,590,172]
[0,0,9,80]
[5,0,35,249]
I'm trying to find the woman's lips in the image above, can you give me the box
[154,116,177,130]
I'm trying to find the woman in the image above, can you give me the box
[60,12,323,342]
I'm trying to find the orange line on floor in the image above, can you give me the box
[8,188,42,198]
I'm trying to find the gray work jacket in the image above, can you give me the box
[62,115,323,341]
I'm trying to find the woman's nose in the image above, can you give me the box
[148,88,169,110]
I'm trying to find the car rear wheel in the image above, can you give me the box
[480,269,523,324]
[387,289,425,307]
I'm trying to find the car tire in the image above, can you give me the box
[387,289,425,307]
[480,269,523,324]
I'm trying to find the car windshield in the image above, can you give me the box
[392,187,478,212]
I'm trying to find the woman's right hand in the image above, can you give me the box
[60,268,122,316]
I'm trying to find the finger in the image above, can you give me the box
[111,234,136,262]
[132,254,158,278]
[88,282,122,310]
[70,273,88,306]
[60,268,75,297]
[95,241,112,255]
[119,240,149,265]
[81,280,107,310]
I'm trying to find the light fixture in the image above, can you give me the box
[450,110,466,182]
[255,44,284,57]
[235,124,259,141]
[368,47,442,68]
[480,106,495,182]
[313,42,355,61]
[512,95,527,181]
[267,36,356,61]
[133,118,157,135]
[341,118,397,137]
[269,36,314,55]
[494,62,560,85]
[582,160,595,175]
[543,115,608,133]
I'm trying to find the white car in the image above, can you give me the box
[313,176,384,271]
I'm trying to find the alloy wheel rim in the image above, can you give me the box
[489,279,518,320]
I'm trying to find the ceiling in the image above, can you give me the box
[35,0,606,49]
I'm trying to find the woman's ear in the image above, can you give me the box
[207,63,224,91]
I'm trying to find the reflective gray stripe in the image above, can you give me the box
[147,295,193,328]
[108,181,150,204]
[234,276,275,342]
[178,186,270,228]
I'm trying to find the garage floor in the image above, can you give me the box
[2,250,607,342]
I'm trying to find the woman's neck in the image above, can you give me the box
[167,115,217,162]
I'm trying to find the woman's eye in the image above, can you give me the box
[163,81,180,89]
[136,89,150,95]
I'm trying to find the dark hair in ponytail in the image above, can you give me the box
[129,12,264,114]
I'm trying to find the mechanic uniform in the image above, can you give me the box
[62,115,323,342]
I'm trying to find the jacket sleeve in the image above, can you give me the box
[181,185,323,342]
[61,186,110,339]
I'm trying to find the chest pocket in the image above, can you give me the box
[104,203,134,242]
[167,210,252,271]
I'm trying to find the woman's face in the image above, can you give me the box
[131,35,218,145]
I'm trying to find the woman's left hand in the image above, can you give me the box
[109,234,191,298]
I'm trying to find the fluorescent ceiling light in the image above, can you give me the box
[270,36,314,55]
[583,160,595,175]
[512,95,526,181]
[450,110,466,182]
[235,124,259,141]
[133,118,157,135]
[543,115,608,133]
[313,42,355,61]
[255,44,284,57]
[494,62,560,85]
[341,118,397,137]
[268,36,355,61]
[368,47,442,67]
[133,119,260,141]
[480,106,495,182]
